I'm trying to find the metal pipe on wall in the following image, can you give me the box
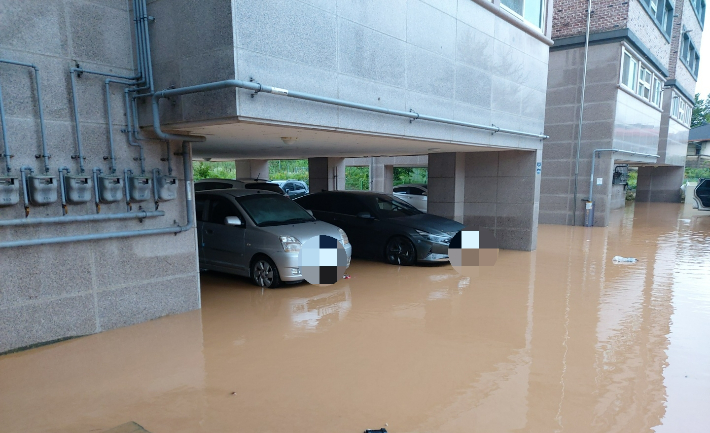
[0,79,11,174]
[0,142,193,249]
[149,80,550,143]
[0,209,164,227]
[571,0,593,226]
[104,78,136,174]
[0,60,50,173]
[127,91,146,174]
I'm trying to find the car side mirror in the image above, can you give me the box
[305,209,314,216]
[357,211,374,219]
[224,216,243,226]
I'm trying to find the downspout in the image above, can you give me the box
[149,80,550,142]
[137,0,155,92]
[20,165,33,217]
[0,142,193,248]
[572,0,593,226]
[0,60,50,173]
[0,78,11,174]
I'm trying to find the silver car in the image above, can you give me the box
[195,189,352,288]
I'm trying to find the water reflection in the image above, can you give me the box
[0,203,709,433]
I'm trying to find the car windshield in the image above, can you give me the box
[236,194,315,227]
[373,196,422,218]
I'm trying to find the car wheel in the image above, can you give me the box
[251,256,281,288]
[385,236,417,266]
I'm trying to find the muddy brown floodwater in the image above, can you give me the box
[1,202,709,433]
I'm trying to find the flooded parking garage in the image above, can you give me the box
[1,202,709,433]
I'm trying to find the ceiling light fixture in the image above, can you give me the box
[281,137,298,145]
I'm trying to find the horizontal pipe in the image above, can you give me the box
[0,143,194,249]
[72,67,140,81]
[149,79,549,142]
[0,209,164,227]
[0,225,182,249]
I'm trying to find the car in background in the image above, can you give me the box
[272,180,309,199]
[196,189,352,288]
[195,178,287,196]
[295,191,463,266]
[393,183,427,212]
[693,178,710,211]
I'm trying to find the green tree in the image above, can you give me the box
[692,93,710,128]
[192,161,236,180]
[345,166,369,190]
[393,167,428,185]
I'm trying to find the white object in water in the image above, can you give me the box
[612,256,637,263]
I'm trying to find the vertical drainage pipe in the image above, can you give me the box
[20,165,33,217]
[572,0,593,226]
[92,167,102,213]
[138,0,155,92]
[0,79,11,174]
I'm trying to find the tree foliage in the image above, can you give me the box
[345,166,369,190]
[192,161,236,180]
[393,167,428,185]
[268,159,309,184]
[692,93,710,128]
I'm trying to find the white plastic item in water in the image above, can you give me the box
[612,256,638,263]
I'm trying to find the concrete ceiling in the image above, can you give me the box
[165,120,517,161]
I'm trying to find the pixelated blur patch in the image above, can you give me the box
[448,229,498,269]
[299,235,348,285]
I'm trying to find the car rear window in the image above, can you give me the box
[194,181,234,191]
[373,196,421,218]
[237,194,315,227]
[245,183,285,194]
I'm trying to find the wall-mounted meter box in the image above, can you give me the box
[128,175,152,202]
[64,175,93,204]
[28,175,58,205]
[98,175,123,203]
[0,176,20,207]
[155,175,178,202]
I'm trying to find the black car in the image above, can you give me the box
[295,191,464,265]
[693,178,710,211]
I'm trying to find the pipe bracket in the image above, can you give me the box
[409,109,419,123]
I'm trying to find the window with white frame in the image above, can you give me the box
[692,0,706,27]
[651,77,663,107]
[501,0,547,30]
[670,92,692,127]
[620,47,664,107]
[681,32,701,78]
[637,67,652,99]
[621,50,638,92]
[640,0,674,37]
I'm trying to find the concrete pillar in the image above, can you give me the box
[428,150,541,251]
[383,165,394,194]
[235,159,269,180]
[308,157,345,192]
[635,166,684,202]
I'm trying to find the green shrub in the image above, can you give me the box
[192,161,236,180]
[685,167,710,183]
[345,166,369,190]
[393,167,427,186]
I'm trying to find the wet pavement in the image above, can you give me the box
[1,202,709,433]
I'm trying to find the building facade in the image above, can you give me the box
[687,123,710,168]
[541,0,704,225]
[1,0,556,353]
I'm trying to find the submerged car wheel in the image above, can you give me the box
[385,236,417,266]
[251,256,281,288]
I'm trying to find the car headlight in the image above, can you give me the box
[415,229,451,244]
[338,228,350,246]
[279,235,301,252]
